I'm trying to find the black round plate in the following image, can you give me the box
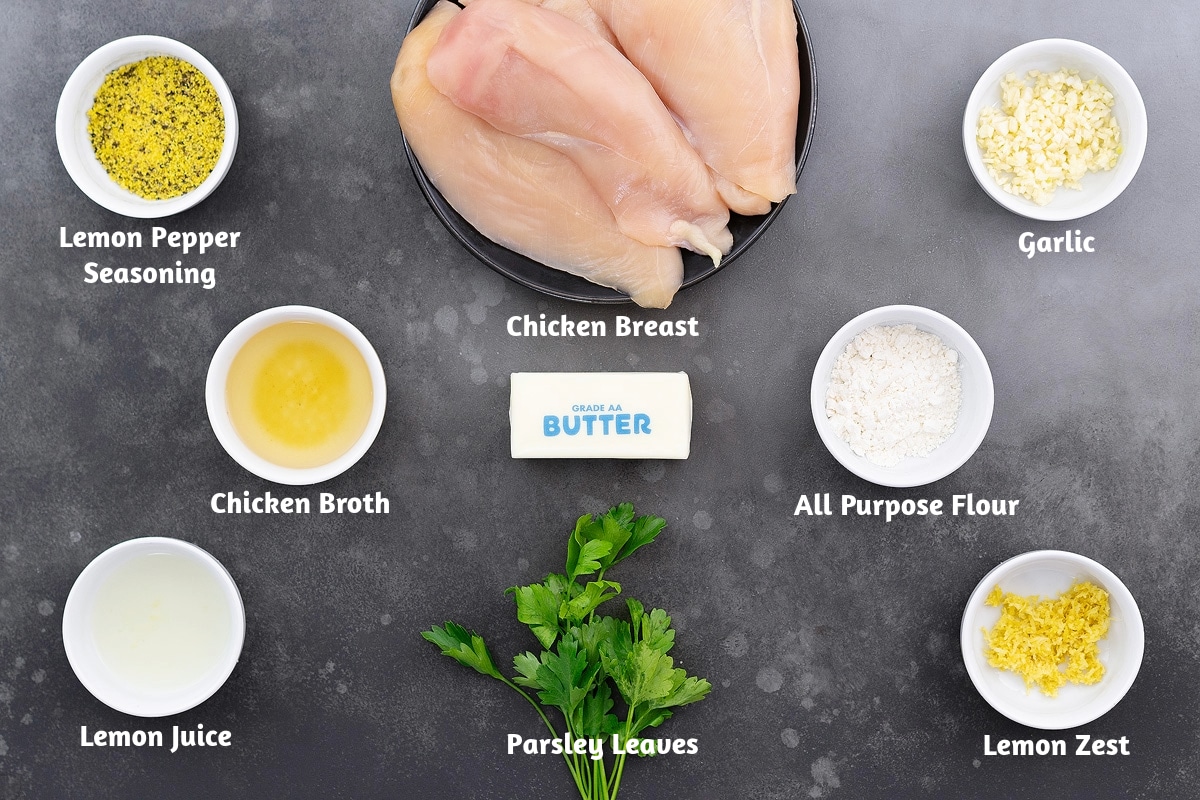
[402,0,819,304]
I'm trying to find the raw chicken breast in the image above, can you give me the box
[392,1,684,308]
[462,0,617,46]
[426,0,733,265]
[588,0,800,216]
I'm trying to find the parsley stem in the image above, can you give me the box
[609,707,635,799]
[595,754,610,799]
[576,739,591,800]
[499,677,588,797]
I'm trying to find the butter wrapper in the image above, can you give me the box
[510,372,692,459]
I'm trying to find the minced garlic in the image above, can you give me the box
[982,581,1109,697]
[87,55,225,200]
[976,69,1121,206]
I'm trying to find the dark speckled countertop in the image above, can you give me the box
[2,1,1199,798]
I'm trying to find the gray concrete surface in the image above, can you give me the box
[2,1,1198,798]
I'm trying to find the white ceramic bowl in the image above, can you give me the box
[56,35,238,218]
[810,305,994,488]
[62,537,245,717]
[963,38,1147,221]
[961,550,1144,730]
[206,305,387,485]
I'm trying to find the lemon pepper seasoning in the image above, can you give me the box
[87,55,224,200]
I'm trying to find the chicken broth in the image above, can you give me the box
[225,321,372,469]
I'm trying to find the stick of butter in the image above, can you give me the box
[510,372,692,459]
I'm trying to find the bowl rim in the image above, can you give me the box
[961,37,1147,222]
[62,536,246,718]
[205,305,387,485]
[809,304,995,488]
[400,0,818,304]
[55,34,239,219]
[959,549,1145,730]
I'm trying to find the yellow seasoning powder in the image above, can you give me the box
[982,581,1110,697]
[87,55,225,200]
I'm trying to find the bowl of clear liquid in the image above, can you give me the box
[62,537,245,717]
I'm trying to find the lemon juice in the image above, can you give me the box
[91,552,233,692]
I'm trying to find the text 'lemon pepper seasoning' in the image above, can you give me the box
[87,55,224,200]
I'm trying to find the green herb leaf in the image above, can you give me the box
[566,617,620,666]
[534,638,599,717]
[422,621,503,681]
[628,671,712,738]
[628,707,674,739]
[512,651,542,690]
[578,680,621,738]
[544,572,574,597]
[569,504,662,575]
[627,598,644,636]
[630,644,679,704]
[588,509,635,571]
[613,511,667,565]
[653,671,712,711]
[566,513,592,579]
[509,576,569,649]
[605,502,637,530]
[603,641,677,709]
[561,580,622,623]
[567,537,612,583]
[634,603,675,655]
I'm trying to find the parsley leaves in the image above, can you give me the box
[422,504,710,800]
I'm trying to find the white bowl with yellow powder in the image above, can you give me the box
[62,537,245,717]
[960,550,1144,730]
[56,35,238,218]
[963,39,1146,221]
[206,306,387,485]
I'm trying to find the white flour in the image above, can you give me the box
[825,324,962,467]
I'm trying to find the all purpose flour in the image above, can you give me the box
[825,324,962,467]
